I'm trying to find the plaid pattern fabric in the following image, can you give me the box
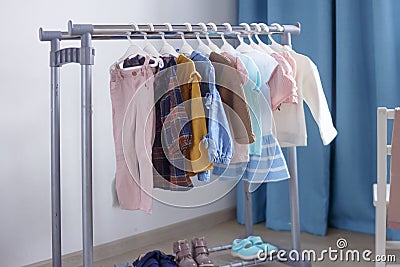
[152,57,193,190]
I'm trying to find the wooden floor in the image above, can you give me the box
[95,220,399,267]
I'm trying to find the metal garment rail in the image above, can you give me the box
[39,21,303,267]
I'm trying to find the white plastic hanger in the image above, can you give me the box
[143,23,162,57]
[251,23,275,54]
[116,34,147,65]
[235,23,254,53]
[240,22,263,52]
[179,22,194,55]
[219,22,236,53]
[195,33,212,56]
[263,22,287,52]
[110,32,159,72]
[159,23,179,57]
[207,23,222,53]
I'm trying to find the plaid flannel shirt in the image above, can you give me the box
[152,57,193,190]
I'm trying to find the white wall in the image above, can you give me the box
[0,1,237,266]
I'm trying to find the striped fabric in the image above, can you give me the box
[212,135,290,186]
[269,52,298,111]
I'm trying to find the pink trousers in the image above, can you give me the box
[110,60,155,212]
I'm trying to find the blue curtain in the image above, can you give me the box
[237,0,400,238]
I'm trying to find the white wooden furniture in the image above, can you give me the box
[374,107,400,267]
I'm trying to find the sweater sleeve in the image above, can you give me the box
[302,60,337,146]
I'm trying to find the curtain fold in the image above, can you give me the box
[237,0,400,238]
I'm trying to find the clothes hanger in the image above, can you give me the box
[110,32,160,72]
[240,22,264,52]
[271,22,292,51]
[159,23,179,57]
[219,22,236,53]
[196,23,213,56]
[179,22,194,55]
[235,23,254,53]
[251,23,275,54]
[131,22,164,68]
[262,22,287,52]
[143,23,162,57]
[207,22,222,53]
[195,32,212,56]
[116,33,147,65]
[197,22,216,53]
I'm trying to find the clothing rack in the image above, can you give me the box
[39,21,308,267]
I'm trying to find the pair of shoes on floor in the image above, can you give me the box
[173,237,214,267]
[231,236,277,260]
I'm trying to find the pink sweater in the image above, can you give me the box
[269,52,298,110]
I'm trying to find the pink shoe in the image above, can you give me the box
[173,240,197,267]
[191,237,214,267]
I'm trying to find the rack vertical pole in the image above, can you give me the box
[50,38,62,267]
[243,180,253,236]
[376,107,387,267]
[287,147,301,251]
[281,32,301,252]
[81,32,94,267]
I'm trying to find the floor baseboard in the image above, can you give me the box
[26,208,236,267]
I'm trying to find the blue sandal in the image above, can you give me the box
[247,236,278,256]
[231,238,264,260]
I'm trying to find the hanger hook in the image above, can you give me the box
[160,31,166,41]
[164,22,174,32]
[183,22,193,32]
[179,31,185,40]
[240,22,251,32]
[223,22,233,32]
[195,32,203,44]
[207,22,218,32]
[198,22,208,32]
[259,23,270,33]
[250,23,263,43]
[125,31,133,45]
[131,22,139,32]
[147,23,155,32]
[250,23,261,33]
[235,31,244,43]
[240,22,253,41]
[271,22,284,32]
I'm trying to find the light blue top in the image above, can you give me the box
[238,50,278,136]
[234,53,262,156]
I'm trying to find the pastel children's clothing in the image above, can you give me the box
[269,52,298,110]
[238,50,290,184]
[109,57,155,212]
[273,50,337,147]
[280,51,298,105]
[234,52,263,156]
